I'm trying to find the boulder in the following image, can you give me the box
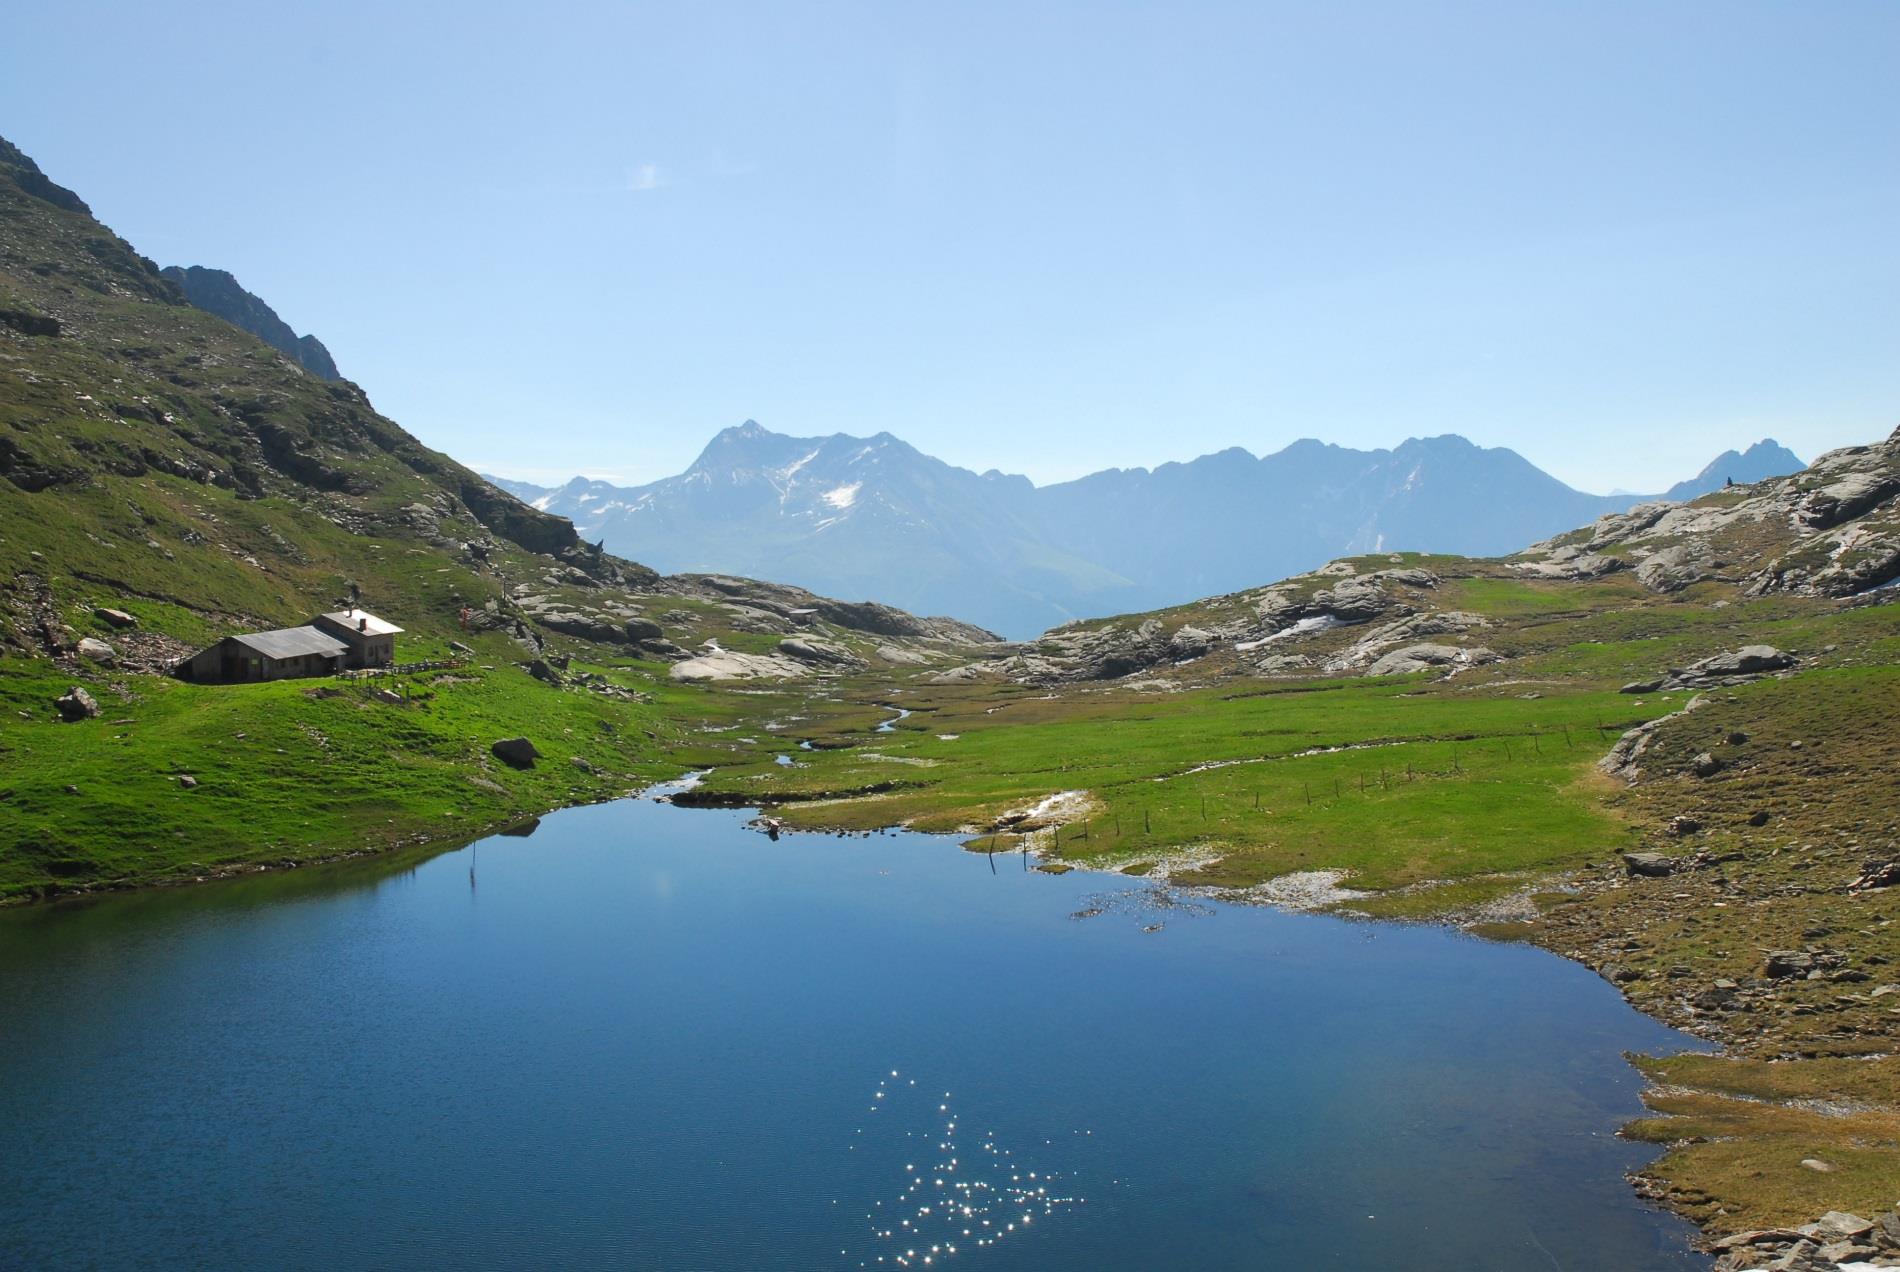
[1623,852,1680,878]
[1765,951,1816,980]
[1633,543,1714,592]
[76,636,115,663]
[1809,1212,1876,1240]
[528,658,564,685]
[1690,752,1725,778]
[1167,625,1214,658]
[1367,643,1497,676]
[1696,645,1795,677]
[777,637,859,666]
[176,774,198,789]
[490,737,540,769]
[670,650,812,682]
[639,638,687,659]
[1851,860,1900,891]
[623,617,664,642]
[448,640,475,656]
[1307,577,1391,622]
[372,688,403,705]
[1644,645,1801,692]
[94,607,138,629]
[54,686,99,721]
[536,610,627,644]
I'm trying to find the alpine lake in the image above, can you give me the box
[0,783,1712,1270]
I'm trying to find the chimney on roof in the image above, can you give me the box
[359,617,367,632]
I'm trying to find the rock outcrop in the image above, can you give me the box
[54,686,99,721]
[669,649,813,682]
[159,265,343,380]
[490,737,540,769]
[1365,643,1498,676]
[1623,646,1798,694]
[1523,426,1900,598]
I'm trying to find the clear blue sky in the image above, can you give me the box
[6,1,1897,492]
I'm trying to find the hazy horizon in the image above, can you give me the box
[473,421,1804,499]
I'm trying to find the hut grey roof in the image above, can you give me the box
[230,626,351,660]
[317,608,403,636]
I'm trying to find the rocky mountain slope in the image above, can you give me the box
[0,133,993,897]
[497,422,1803,639]
[160,264,342,380]
[0,134,987,656]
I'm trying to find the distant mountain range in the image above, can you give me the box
[489,424,1805,639]
[1662,439,1809,501]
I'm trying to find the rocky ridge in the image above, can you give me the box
[1521,428,1900,598]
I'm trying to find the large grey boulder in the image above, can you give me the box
[670,650,812,682]
[1622,852,1680,878]
[777,637,860,666]
[1764,951,1816,979]
[1693,645,1795,677]
[1367,643,1497,676]
[94,607,138,629]
[1637,645,1799,693]
[76,637,115,663]
[1633,543,1714,592]
[1168,625,1214,658]
[55,686,99,721]
[490,737,541,769]
[1308,577,1391,623]
[623,617,664,642]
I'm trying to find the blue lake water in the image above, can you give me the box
[0,793,1710,1270]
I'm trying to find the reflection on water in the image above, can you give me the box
[0,795,1711,1271]
[845,1070,1085,1267]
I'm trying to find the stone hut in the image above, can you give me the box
[178,626,350,683]
[178,608,403,683]
[312,608,403,669]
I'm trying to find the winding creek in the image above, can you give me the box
[0,790,1711,1269]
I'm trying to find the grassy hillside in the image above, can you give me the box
[0,134,985,898]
